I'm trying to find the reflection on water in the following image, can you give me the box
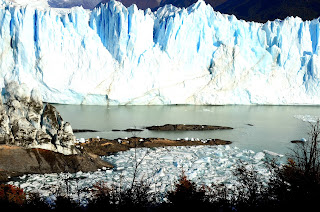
[54,105,320,155]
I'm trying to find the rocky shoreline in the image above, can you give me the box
[80,137,232,157]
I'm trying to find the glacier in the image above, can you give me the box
[0,0,320,105]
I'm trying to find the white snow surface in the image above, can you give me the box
[1,0,320,105]
[9,145,283,203]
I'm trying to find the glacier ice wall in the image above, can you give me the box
[0,0,320,105]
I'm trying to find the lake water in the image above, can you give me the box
[54,105,320,155]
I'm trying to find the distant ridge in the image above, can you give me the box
[98,0,227,11]
[158,0,227,9]
[98,0,162,10]
[45,0,320,23]
[97,0,320,22]
[215,0,320,23]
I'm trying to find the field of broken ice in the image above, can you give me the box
[8,145,284,203]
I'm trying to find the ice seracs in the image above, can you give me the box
[0,0,320,105]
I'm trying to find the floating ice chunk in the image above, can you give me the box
[19,175,26,180]
[194,159,205,164]
[160,155,174,162]
[301,138,307,142]
[194,157,210,164]
[217,158,228,164]
[263,150,284,157]
[188,171,197,180]
[294,115,320,123]
[157,168,166,177]
[203,157,211,163]
[253,152,265,161]
[214,151,223,157]
[183,153,194,160]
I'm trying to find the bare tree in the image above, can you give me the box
[288,119,320,178]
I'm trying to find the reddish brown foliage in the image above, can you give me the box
[167,171,206,209]
[0,184,26,205]
[175,173,195,192]
[91,181,111,198]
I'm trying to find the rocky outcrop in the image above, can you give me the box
[0,82,115,181]
[145,124,233,131]
[0,81,77,155]
[0,96,11,144]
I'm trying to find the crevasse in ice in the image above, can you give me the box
[0,0,320,105]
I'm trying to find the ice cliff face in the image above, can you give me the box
[0,0,320,105]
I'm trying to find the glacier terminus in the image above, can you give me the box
[0,0,320,105]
